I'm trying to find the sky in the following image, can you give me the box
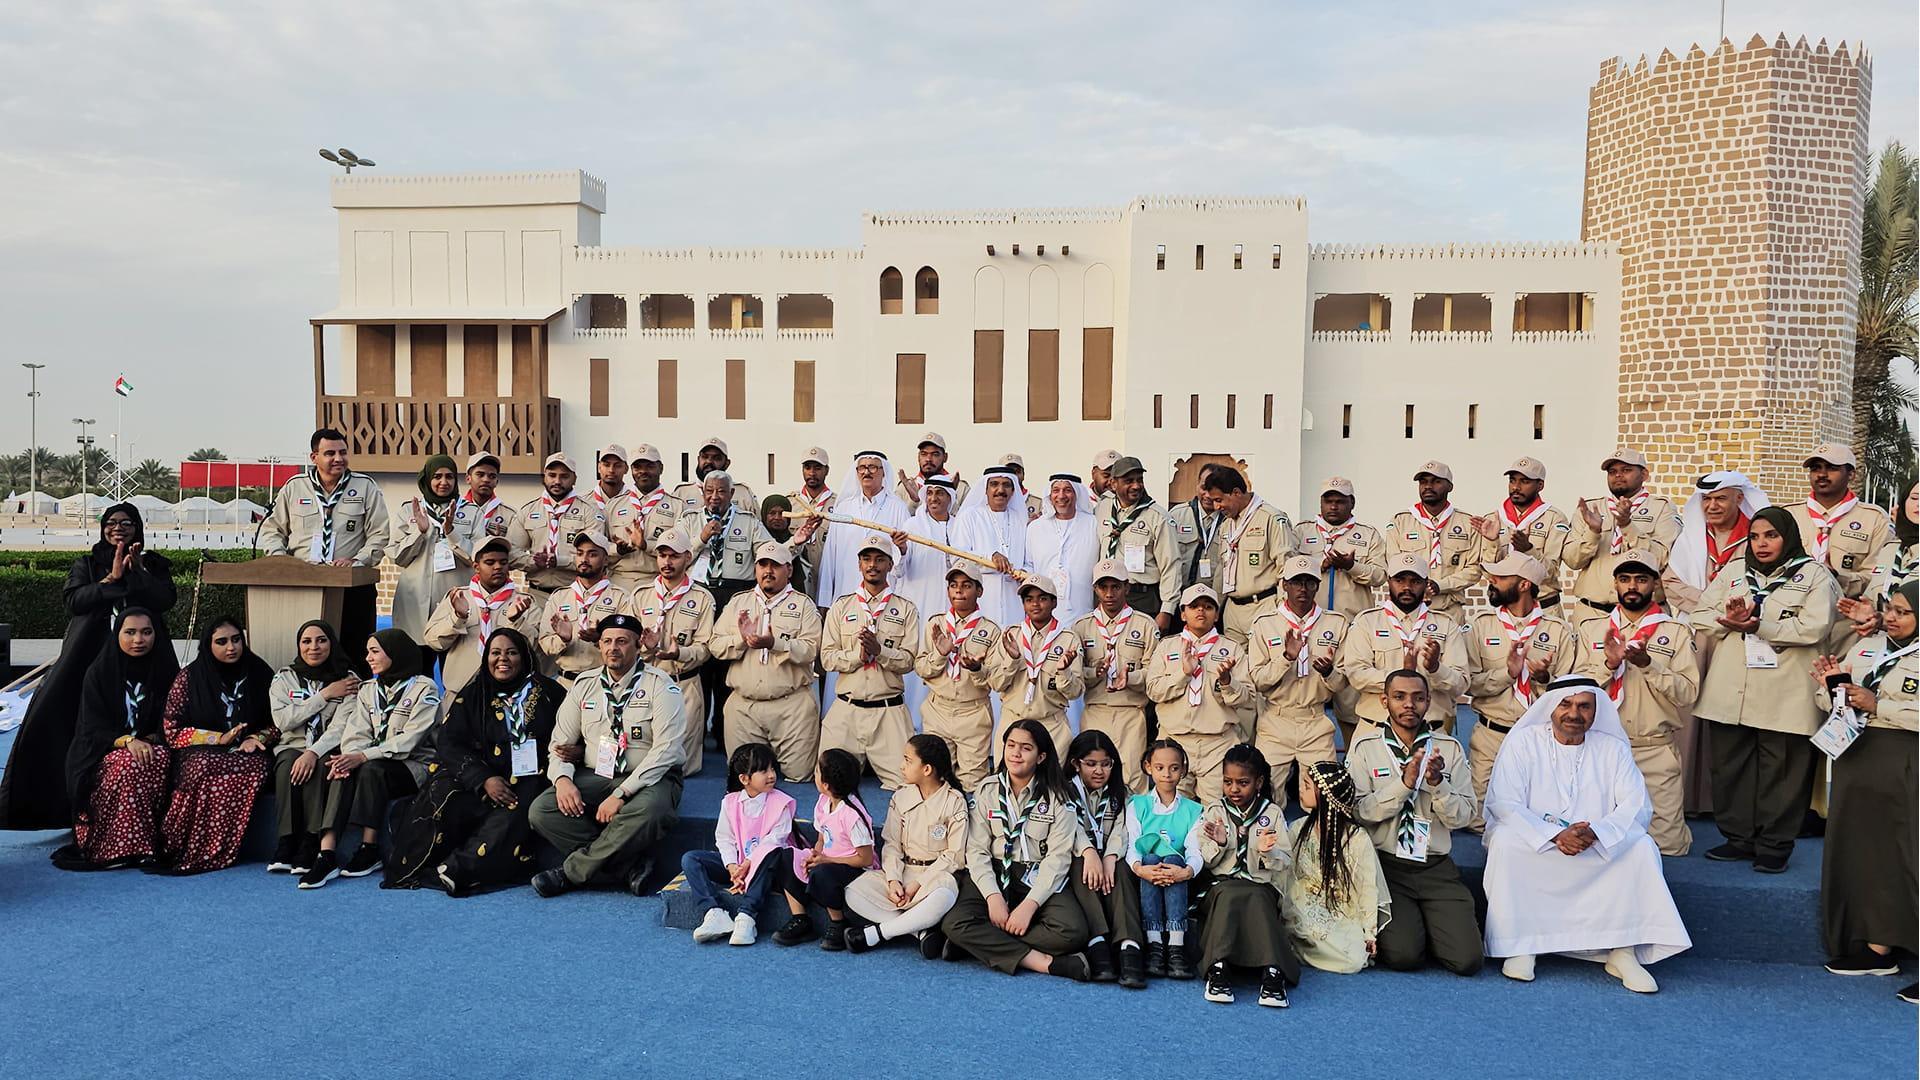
[0,0,1912,469]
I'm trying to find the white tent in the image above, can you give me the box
[175,496,234,524]
[224,498,267,522]
[128,494,175,524]
[58,492,112,515]
[6,490,60,513]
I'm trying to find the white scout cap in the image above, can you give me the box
[465,451,502,472]
[1412,460,1454,483]
[945,560,984,585]
[1091,558,1128,584]
[1180,583,1221,608]
[1386,552,1431,580]
[752,541,793,566]
[1804,443,1857,468]
[629,443,664,464]
[917,431,949,451]
[1481,552,1548,586]
[1601,447,1648,470]
[700,436,729,455]
[595,443,629,464]
[542,452,579,474]
[1505,456,1546,481]
[802,446,831,468]
[1283,554,1323,581]
[1320,476,1355,497]
[653,527,694,554]
[858,533,899,560]
[1092,449,1121,471]
[573,530,616,554]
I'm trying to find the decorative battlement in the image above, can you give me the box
[1132,195,1306,213]
[574,246,861,262]
[866,206,1125,227]
[1309,241,1616,261]
[1310,330,1391,343]
[1409,330,1494,343]
[332,169,607,211]
[1594,33,1869,85]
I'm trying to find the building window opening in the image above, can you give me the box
[1225,393,1237,428]
[1411,293,1492,333]
[1154,394,1164,428]
[1467,403,1478,439]
[586,294,627,329]
[879,267,904,314]
[1342,404,1352,439]
[1271,244,1282,269]
[1233,244,1244,270]
[1404,404,1414,439]
[709,294,763,331]
[914,267,940,314]
[1512,292,1588,332]
[1194,245,1204,271]
[1189,394,1200,429]
[1533,404,1546,440]
[1313,293,1391,332]
[1155,245,1166,271]
[777,294,834,329]
[640,294,695,329]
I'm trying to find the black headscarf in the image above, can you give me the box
[1898,486,1918,549]
[463,627,535,699]
[89,502,145,576]
[371,628,424,688]
[1891,580,1919,648]
[761,494,793,543]
[288,619,354,683]
[436,628,562,793]
[66,608,180,803]
[183,618,275,737]
[1745,505,1809,576]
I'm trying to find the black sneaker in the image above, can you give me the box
[297,850,339,890]
[1826,950,1901,977]
[845,924,879,954]
[532,869,573,898]
[289,837,318,876]
[940,934,966,962]
[1088,942,1118,983]
[1118,944,1147,989]
[1752,852,1789,874]
[340,845,383,878]
[1145,941,1168,977]
[627,856,656,897]
[820,921,848,951]
[772,914,817,947]
[267,837,298,873]
[1047,952,1092,982]
[1899,983,1918,1004]
[1204,963,1234,1004]
[1259,967,1290,1009]
[918,927,947,961]
[1704,843,1754,862]
[1167,942,1196,980]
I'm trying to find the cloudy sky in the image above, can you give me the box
[0,0,1911,468]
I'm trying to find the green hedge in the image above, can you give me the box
[0,549,253,639]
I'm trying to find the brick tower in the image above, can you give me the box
[1582,34,1872,499]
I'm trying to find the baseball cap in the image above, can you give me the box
[917,431,948,451]
[997,453,1025,469]
[1413,460,1454,483]
[1613,549,1661,576]
[1601,448,1648,470]
[1283,554,1323,581]
[464,451,502,472]
[595,443,628,464]
[1110,455,1145,478]
[1386,552,1431,579]
[473,536,512,558]
[1320,476,1355,497]
[1180,583,1221,608]
[699,436,729,456]
[858,533,899,560]
[653,527,694,554]
[542,452,578,474]
[945,561,984,585]
[1505,456,1546,481]
[1481,552,1548,586]
[1017,574,1058,599]
[1092,558,1128,584]
[752,541,793,566]
[1804,443,1857,469]
[1092,449,1121,471]
[628,443,663,464]
[801,446,830,468]
[573,530,616,555]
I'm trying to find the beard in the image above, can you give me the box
[1618,589,1650,611]
[1487,583,1516,607]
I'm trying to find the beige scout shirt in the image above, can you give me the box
[1571,611,1699,742]
[822,588,922,698]
[1384,507,1487,618]
[324,675,442,763]
[1168,498,1221,591]
[628,576,716,682]
[447,493,515,563]
[506,494,607,591]
[546,664,689,798]
[1071,608,1159,708]
[672,480,760,516]
[1689,560,1839,735]
[1207,499,1297,601]
[1563,492,1682,605]
[1291,519,1389,620]
[1098,499,1182,612]
[985,621,1086,722]
[601,487,687,591]
[1822,632,1919,732]
[1463,609,1579,728]
[1347,727,1475,861]
[422,589,545,694]
[1246,607,1349,715]
[880,783,971,882]
[710,586,823,700]
[965,774,1079,900]
[1198,800,1290,885]
[1069,777,1131,862]
[1789,501,1892,600]
[1145,633,1255,736]
[912,609,1001,706]
[677,505,775,588]
[268,669,349,753]
[536,580,633,676]
[1485,502,1574,607]
[1334,605,1469,728]
[261,471,391,567]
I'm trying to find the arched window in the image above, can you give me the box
[879,267,904,314]
[914,266,939,314]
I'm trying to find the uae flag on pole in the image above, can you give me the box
[114,377,133,397]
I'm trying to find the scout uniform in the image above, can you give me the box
[1334,552,1471,736]
[267,667,350,847]
[895,431,973,511]
[1099,456,1182,618]
[535,570,632,681]
[1245,557,1350,796]
[1486,457,1574,609]
[1384,462,1486,624]
[843,781,971,937]
[1462,554,1578,830]
[984,577,1085,759]
[316,673,443,846]
[447,452,515,564]
[1348,724,1482,975]
[941,773,1089,975]
[1562,448,1682,611]
[789,446,836,589]
[605,444,686,594]
[1145,584,1255,804]
[1196,797,1297,985]
[528,648,689,887]
[628,528,717,777]
[1207,494,1296,645]
[819,535,923,790]
[678,499,774,611]
[1167,495,1221,593]
[262,467,392,567]
[506,454,607,595]
[671,436,760,514]
[709,544,824,782]
[1788,443,1893,654]
[1066,776,1145,955]
[1072,559,1160,793]
[1571,557,1699,856]
[422,538,545,694]
[1292,478,1389,620]
[912,565,1002,792]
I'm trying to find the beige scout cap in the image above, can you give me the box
[595,443,629,464]
[542,452,579,474]
[858,533,899,560]
[1017,573,1058,599]
[1601,448,1648,470]
[1505,456,1546,481]
[700,436,729,455]
[1613,549,1661,576]
[1283,554,1323,581]
[946,560,984,585]
[573,530,616,554]
[1180,582,1221,608]
[752,541,793,566]
[1413,460,1454,483]
[1386,552,1432,580]
[802,446,830,468]
[629,443,664,464]
[997,453,1025,469]
[917,431,949,451]
[473,535,513,558]
[1320,476,1355,497]
[1481,552,1548,586]
[1804,443,1857,469]
[653,527,694,554]
[465,451,501,472]
[1091,558,1129,584]
[1092,449,1121,470]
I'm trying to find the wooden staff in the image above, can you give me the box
[1,660,51,696]
[786,508,1030,581]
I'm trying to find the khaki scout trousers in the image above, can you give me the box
[676,674,707,779]
[527,770,683,886]
[1467,719,1511,833]
[920,693,995,793]
[1376,853,1483,976]
[725,689,820,783]
[1631,736,1690,856]
[942,873,1090,974]
[1254,706,1339,802]
[1067,854,1144,945]
[821,698,914,790]
[1080,702,1149,794]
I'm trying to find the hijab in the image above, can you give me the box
[371,628,424,688]
[470,627,535,698]
[184,618,275,735]
[67,608,181,801]
[761,494,793,543]
[1891,580,1919,647]
[288,619,354,683]
[89,502,145,573]
[1745,505,1807,576]
[416,454,459,513]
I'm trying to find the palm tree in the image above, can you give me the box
[46,453,83,492]
[131,459,176,493]
[187,447,229,462]
[1854,140,1918,505]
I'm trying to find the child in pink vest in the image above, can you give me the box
[773,748,879,950]
[684,743,796,946]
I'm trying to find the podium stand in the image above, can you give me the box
[200,557,382,671]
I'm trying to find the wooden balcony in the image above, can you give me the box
[317,395,561,473]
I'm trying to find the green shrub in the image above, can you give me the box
[0,550,251,639]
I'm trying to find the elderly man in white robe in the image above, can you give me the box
[812,449,910,609]
[1484,674,1692,993]
[952,467,1033,629]
[1028,473,1100,625]
[896,472,963,719]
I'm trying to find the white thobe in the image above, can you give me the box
[951,506,1031,629]
[1027,511,1100,626]
[1483,725,1692,965]
[897,507,960,722]
[813,488,909,608]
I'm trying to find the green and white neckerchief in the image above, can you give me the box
[1104,498,1153,558]
[995,776,1039,888]
[123,681,146,732]
[219,681,244,724]
[1862,638,1919,694]
[310,468,349,562]
[1890,547,1917,590]
[1223,796,1272,878]
[704,506,735,587]
[373,680,407,740]
[1742,555,1811,619]
[1070,778,1109,850]
[1382,724,1435,852]
[601,669,638,755]
[496,681,536,745]
[302,678,329,742]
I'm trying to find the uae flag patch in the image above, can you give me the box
[1266,637,1285,647]
[1371,767,1392,778]
[1484,637,1502,646]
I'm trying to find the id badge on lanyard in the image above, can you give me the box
[594,736,618,778]
[1397,817,1431,862]
[1744,635,1779,669]
[1810,700,1865,760]
[510,738,540,777]
[432,537,457,573]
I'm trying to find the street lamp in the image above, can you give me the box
[318,147,377,173]
[73,417,96,523]
[21,362,43,507]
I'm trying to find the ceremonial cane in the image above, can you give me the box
[785,508,1031,582]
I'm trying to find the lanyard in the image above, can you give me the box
[1605,606,1669,702]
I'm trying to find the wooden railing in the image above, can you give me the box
[317,396,562,473]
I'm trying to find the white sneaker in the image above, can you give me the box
[693,908,734,943]
[730,912,758,946]
[1502,955,1536,982]
[1605,948,1659,993]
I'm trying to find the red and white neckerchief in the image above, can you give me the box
[855,586,894,668]
[569,577,611,634]
[942,607,984,680]
[1409,503,1453,569]
[750,586,794,664]
[1606,490,1650,554]
[1383,602,1430,652]
[650,575,692,632]
[462,490,504,523]
[1280,603,1323,677]
[1705,515,1750,579]
[1180,628,1222,705]
[629,485,670,521]
[1314,515,1356,550]
[1019,617,1066,704]
[798,486,834,511]
[1500,498,1553,536]
[468,578,518,654]
[1093,605,1135,687]
[1606,605,1670,703]
[1805,493,1859,564]
[540,491,578,554]
[1495,605,1546,704]
[1218,495,1266,593]
[588,485,622,512]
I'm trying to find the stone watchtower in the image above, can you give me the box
[1581,34,1872,499]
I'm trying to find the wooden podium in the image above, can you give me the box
[200,557,382,671]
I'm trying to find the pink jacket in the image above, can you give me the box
[724,789,798,883]
[792,794,879,882]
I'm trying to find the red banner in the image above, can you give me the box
[178,462,303,489]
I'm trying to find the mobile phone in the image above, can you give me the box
[1824,672,1852,690]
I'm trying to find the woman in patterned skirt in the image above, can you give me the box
[156,618,278,873]
[54,608,179,870]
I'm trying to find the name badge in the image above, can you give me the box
[1396,816,1431,862]
[432,538,457,573]
[1197,557,1213,579]
[594,736,618,778]
[1810,700,1865,760]
[511,738,539,777]
[1123,545,1147,574]
[1744,635,1779,670]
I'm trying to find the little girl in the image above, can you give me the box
[1284,758,1389,974]
[1066,730,1146,988]
[1198,743,1296,1008]
[683,743,796,946]
[774,747,878,950]
[844,734,969,956]
[1128,737,1205,979]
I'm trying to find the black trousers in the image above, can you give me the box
[787,862,863,914]
[702,579,754,753]
[1709,721,1817,860]
[321,758,418,835]
[1375,854,1483,975]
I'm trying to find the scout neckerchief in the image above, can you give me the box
[1180,627,1221,705]
[1280,602,1323,678]
[297,677,330,742]
[1313,514,1356,608]
[996,775,1039,887]
[1384,601,1430,653]
[468,577,518,655]
[1862,637,1918,693]
[497,680,535,745]
[1805,492,1860,564]
[569,576,611,634]
[539,489,577,556]
[1218,495,1265,594]
[1104,497,1153,558]
[1223,796,1272,878]
[1019,617,1065,704]
[462,489,505,525]
[1605,605,1669,703]
[750,585,793,664]
[1494,604,1546,705]
[219,679,245,724]
[124,681,147,732]
[703,505,736,587]
[1070,776,1110,850]
[799,485,833,511]
[601,668,638,758]
[1500,496,1552,536]
[1892,546,1918,590]
[1382,723,1434,854]
[650,574,692,634]
[1706,514,1751,579]
[309,468,349,562]
[1743,556,1812,619]
[373,679,407,741]
[1409,502,1452,570]
[1092,605,1134,686]
[1606,490,1650,554]
[630,485,670,523]
[942,606,983,680]
[854,584,894,669]
[588,483,621,513]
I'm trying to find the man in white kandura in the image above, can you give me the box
[1483,674,1692,993]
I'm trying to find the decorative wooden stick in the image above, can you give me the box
[786,508,1031,581]
[1,660,51,695]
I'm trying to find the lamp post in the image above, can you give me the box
[73,417,96,524]
[318,148,377,173]
[22,362,43,510]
